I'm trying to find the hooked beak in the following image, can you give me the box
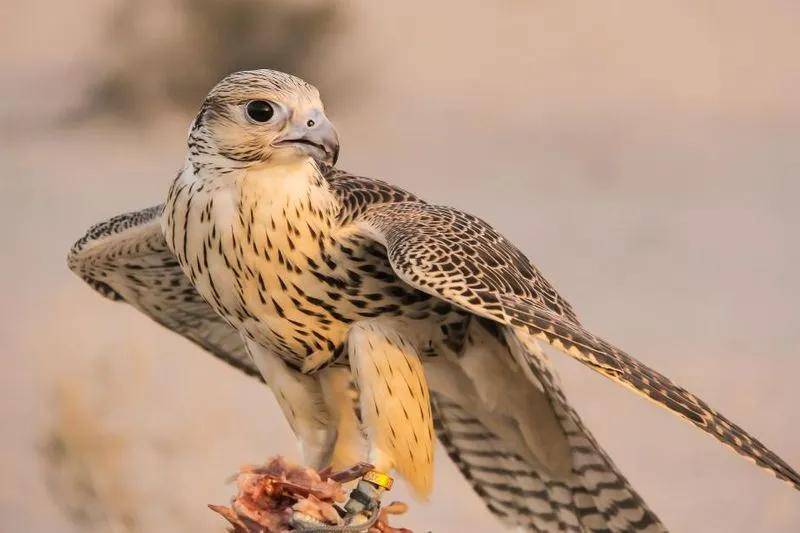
[274,113,340,166]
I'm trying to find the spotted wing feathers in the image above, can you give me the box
[323,167,421,224]
[68,205,258,378]
[358,200,800,492]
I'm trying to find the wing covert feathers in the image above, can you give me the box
[360,200,800,493]
[68,205,258,378]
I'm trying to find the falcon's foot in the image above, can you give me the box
[211,458,407,533]
[291,469,394,531]
[343,470,394,524]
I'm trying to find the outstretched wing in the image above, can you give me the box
[68,205,258,378]
[357,200,800,491]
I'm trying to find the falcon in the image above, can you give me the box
[68,69,799,532]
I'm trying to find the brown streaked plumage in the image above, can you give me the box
[68,69,799,532]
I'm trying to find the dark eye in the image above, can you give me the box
[246,100,274,123]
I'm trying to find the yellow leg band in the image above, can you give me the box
[363,470,394,490]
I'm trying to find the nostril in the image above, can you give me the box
[306,119,315,127]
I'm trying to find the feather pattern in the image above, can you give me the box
[358,199,800,492]
[68,167,799,532]
[68,198,663,530]
[428,316,665,532]
[68,205,257,378]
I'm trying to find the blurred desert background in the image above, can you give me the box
[2,1,799,531]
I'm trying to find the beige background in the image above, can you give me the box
[2,1,799,531]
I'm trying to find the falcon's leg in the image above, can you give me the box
[244,338,336,469]
[346,319,434,503]
[317,367,366,470]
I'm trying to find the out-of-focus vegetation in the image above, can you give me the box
[42,379,135,532]
[84,0,342,120]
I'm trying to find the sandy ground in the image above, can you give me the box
[2,1,799,531]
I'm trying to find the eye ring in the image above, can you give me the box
[245,100,274,123]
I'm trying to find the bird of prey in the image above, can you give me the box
[69,69,799,532]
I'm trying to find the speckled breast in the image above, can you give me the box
[166,172,461,372]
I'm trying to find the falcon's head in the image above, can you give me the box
[189,69,339,167]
